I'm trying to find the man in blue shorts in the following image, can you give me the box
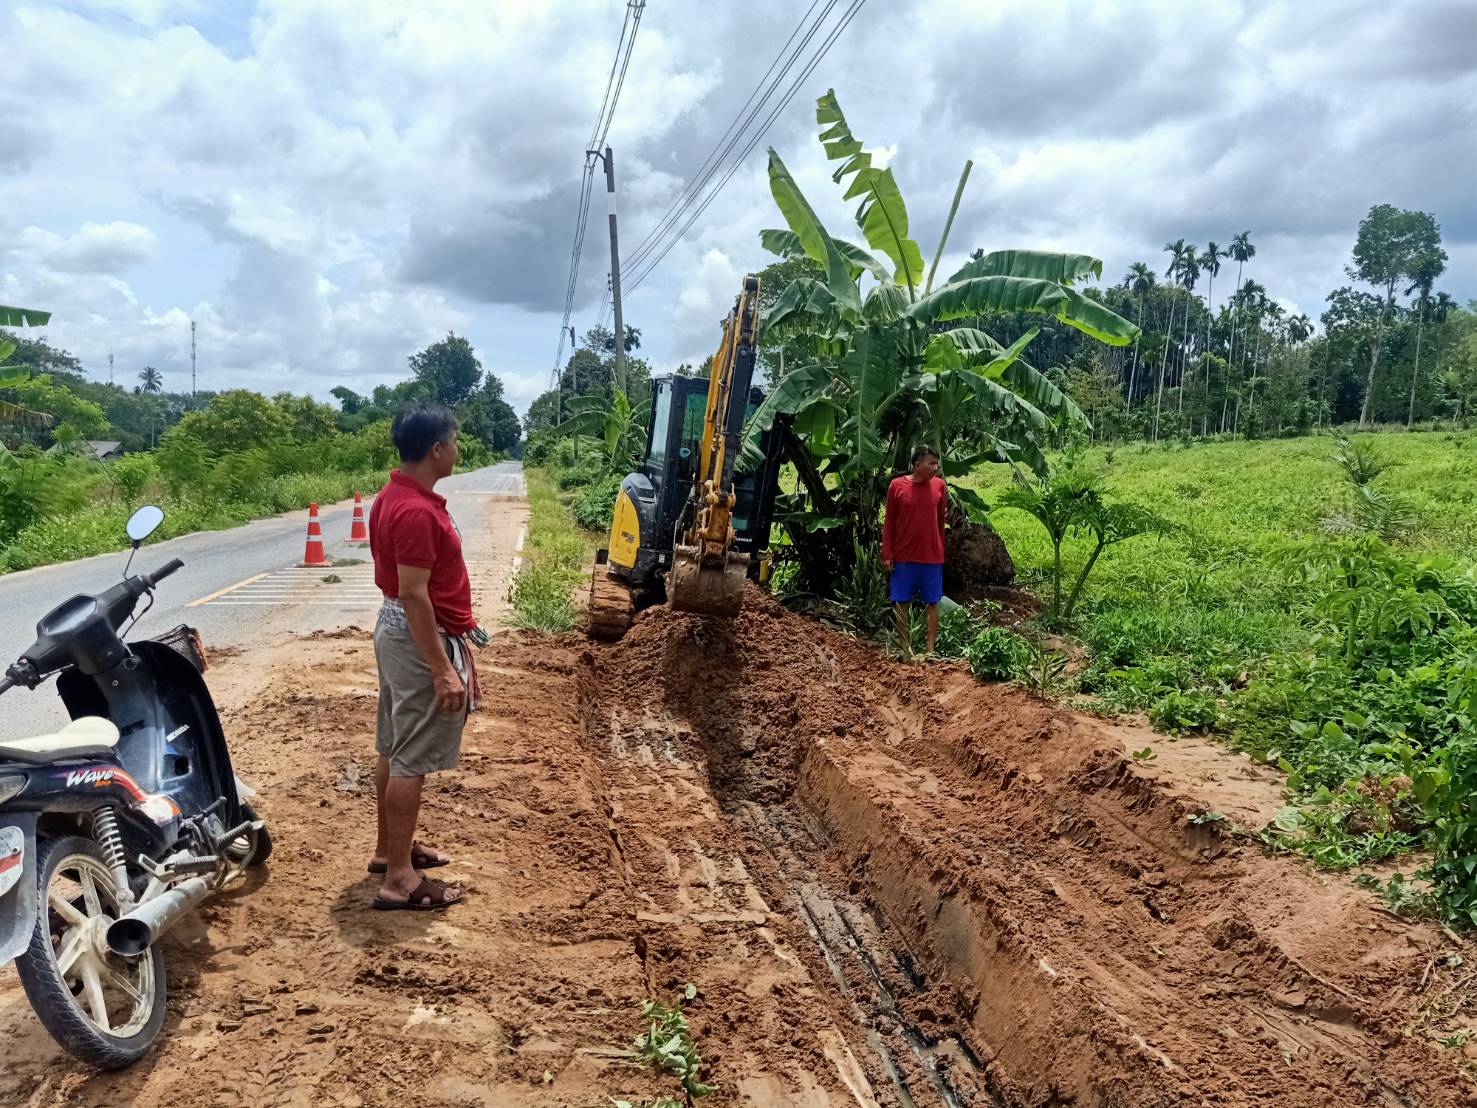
[882,444,947,657]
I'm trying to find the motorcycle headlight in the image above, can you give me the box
[0,775,26,805]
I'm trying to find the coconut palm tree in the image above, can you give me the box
[1124,262,1155,406]
[1154,240,1191,439]
[1195,244,1225,431]
[1225,231,1255,391]
[1175,248,1201,414]
[1200,242,1226,316]
[137,366,163,394]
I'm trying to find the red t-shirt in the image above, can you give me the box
[881,475,947,565]
[369,470,475,635]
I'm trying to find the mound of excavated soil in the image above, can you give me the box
[582,588,1476,1106]
[944,519,1015,598]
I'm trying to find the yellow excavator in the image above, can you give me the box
[588,274,786,640]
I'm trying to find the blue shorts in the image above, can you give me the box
[889,561,943,604]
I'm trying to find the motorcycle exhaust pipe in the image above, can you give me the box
[106,876,212,957]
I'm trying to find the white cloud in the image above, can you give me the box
[0,0,1470,419]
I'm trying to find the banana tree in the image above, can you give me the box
[551,388,649,476]
[0,305,53,427]
[742,90,1137,595]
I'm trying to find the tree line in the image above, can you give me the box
[0,330,522,459]
[746,204,1467,447]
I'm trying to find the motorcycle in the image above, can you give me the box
[0,505,270,1068]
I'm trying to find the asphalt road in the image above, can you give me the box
[0,462,525,738]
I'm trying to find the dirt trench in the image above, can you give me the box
[3,582,1475,1106]
[578,589,1477,1107]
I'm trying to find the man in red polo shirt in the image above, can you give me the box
[366,404,476,911]
[882,444,947,658]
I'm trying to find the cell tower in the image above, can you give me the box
[190,320,197,400]
[108,351,113,386]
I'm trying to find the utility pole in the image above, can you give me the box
[108,351,113,386]
[591,145,627,395]
[568,326,578,463]
[190,320,197,403]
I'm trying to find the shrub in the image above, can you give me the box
[571,474,621,533]
[109,452,158,501]
[558,458,604,490]
[964,626,1031,680]
[1149,689,1221,734]
[931,601,978,658]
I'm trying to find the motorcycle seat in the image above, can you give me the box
[0,717,120,766]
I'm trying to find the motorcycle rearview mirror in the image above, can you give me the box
[123,504,165,577]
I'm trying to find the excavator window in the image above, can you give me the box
[645,381,671,472]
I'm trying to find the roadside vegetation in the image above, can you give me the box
[508,466,590,633]
[0,328,521,572]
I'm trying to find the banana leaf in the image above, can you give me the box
[909,275,1137,345]
[759,229,890,284]
[766,150,862,318]
[0,305,51,328]
[762,278,844,339]
[815,90,925,291]
[947,250,1102,286]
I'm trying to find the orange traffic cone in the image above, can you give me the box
[298,502,329,567]
[349,491,369,542]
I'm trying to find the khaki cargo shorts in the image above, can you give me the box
[373,620,468,777]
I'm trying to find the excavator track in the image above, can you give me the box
[587,566,635,641]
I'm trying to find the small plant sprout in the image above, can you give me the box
[1132,747,1157,763]
[619,983,713,1105]
[1187,810,1227,826]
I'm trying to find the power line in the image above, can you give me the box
[620,0,832,276]
[552,1,646,382]
[625,0,867,294]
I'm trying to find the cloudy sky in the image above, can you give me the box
[3,0,1473,417]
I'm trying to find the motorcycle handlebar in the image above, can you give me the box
[145,559,184,587]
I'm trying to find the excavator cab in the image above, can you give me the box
[590,277,784,640]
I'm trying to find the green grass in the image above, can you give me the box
[962,430,1477,917]
[508,467,592,632]
[965,430,1477,714]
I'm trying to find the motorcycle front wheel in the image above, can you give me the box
[14,835,167,1068]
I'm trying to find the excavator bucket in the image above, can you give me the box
[668,544,748,618]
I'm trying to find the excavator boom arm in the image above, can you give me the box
[669,274,762,617]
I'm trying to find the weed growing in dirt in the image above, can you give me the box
[1018,635,1073,700]
[963,626,1031,680]
[321,573,342,583]
[1353,872,1439,920]
[509,468,589,632]
[616,984,714,1105]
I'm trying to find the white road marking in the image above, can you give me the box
[515,527,526,552]
[187,572,270,608]
[195,567,386,608]
[205,601,381,607]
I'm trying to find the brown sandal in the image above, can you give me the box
[367,841,451,874]
[371,876,463,912]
